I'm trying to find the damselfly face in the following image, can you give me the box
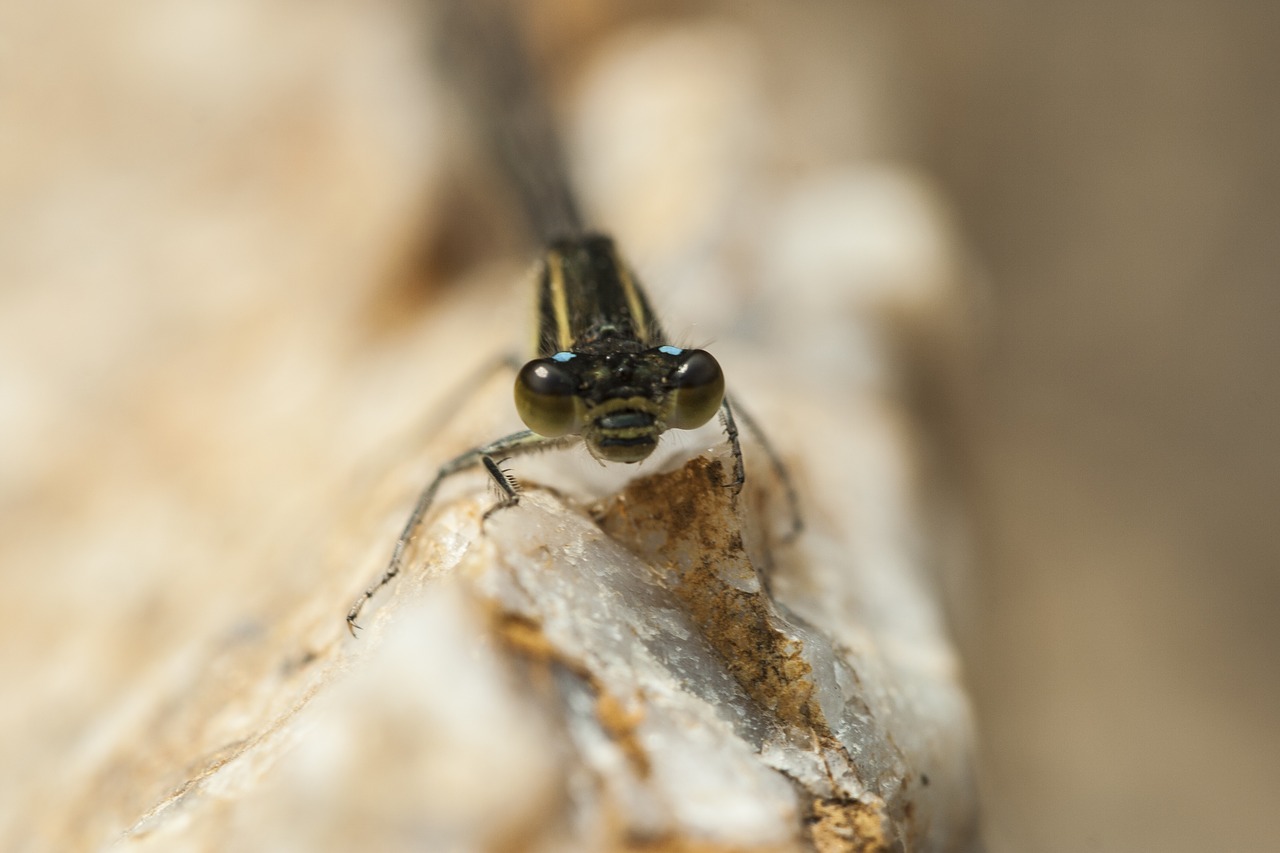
[512,233,726,463]
[515,344,725,463]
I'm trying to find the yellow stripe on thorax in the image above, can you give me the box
[612,247,649,344]
[547,250,574,351]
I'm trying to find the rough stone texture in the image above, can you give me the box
[0,2,980,851]
[23,440,976,851]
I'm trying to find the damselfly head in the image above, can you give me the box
[514,345,725,463]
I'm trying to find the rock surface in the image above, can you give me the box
[42,441,977,851]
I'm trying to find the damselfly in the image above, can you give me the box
[345,4,799,633]
[346,233,801,633]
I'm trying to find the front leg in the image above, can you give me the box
[346,429,573,635]
[480,455,521,523]
[720,394,804,542]
[717,396,746,494]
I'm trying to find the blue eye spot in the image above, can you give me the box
[552,351,576,362]
[658,345,684,356]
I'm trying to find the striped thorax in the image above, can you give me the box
[514,234,726,463]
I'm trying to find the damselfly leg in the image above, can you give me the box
[347,429,575,634]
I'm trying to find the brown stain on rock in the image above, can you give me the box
[595,690,652,778]
[806,798,892,853]
[596,457,897,851]
[493,609,651,779]
[493,610,565,668]
[597,457,830,736]
[680,567,821,729]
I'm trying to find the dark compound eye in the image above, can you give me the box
[667,349,725,430]
[514,359,582,437]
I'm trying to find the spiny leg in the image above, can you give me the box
[480,456,521,524]
[346,429,572,635]
[717,396,746,494]
[723,393,804,542]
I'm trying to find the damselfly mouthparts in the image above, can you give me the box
[346,233,801,634]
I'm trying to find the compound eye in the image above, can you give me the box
[668,349,725,430]
[514,359,582,437]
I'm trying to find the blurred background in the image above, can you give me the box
[1,1,1275,850]
[888,5,1280,850]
